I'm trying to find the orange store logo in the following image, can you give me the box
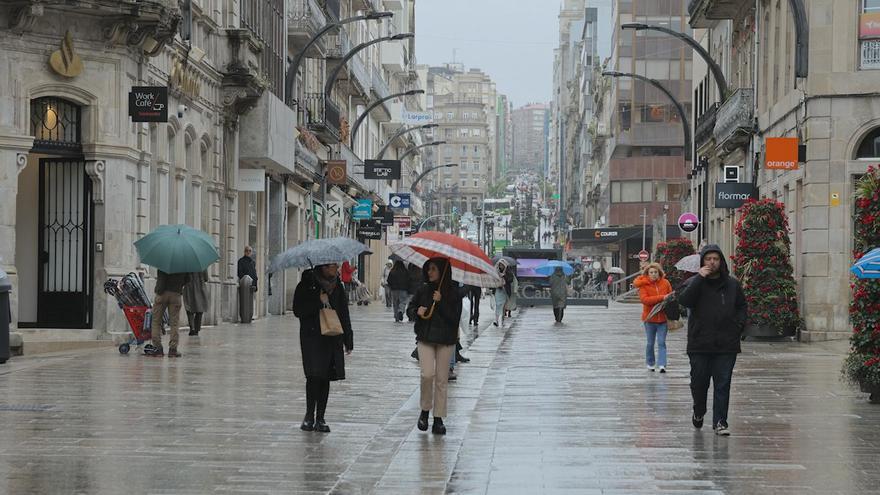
[765,137,799,171]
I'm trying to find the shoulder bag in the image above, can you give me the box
[319,298,344,336]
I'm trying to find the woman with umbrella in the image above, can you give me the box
[493,260,514,327]
[293,263,353,433]
[549,267,568,323]
[406,257,462,435]
[633,262,674,373]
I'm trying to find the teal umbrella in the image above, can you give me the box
[134,224,219,274]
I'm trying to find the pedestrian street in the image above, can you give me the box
[0,300,878,494]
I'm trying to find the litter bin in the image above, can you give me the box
[238,275,254,324]
[0,272,11,364]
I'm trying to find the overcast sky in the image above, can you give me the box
[415,1,561,108]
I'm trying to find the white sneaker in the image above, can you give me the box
[659,366,666,373]
[647,365,655,372]
[714,422,731,436]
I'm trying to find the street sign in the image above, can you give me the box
[352,199,373,220]
[394,216,412,232]
[389,192,411,209]
[364,160,401,180]
[375,205,394,226]
[678,212,699,233]
[129,86,168,122]
[357,219,383,240]
[715,183,757,208]
[326,160,347,185]
[638,250,650,262]
[326,201,343,220]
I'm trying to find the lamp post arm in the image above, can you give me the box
[418,214,452,231]
[634,25,728,98]
[410,164,447,193]
[324,34,414,100]
[377,124,433,159]
[351,91,422,148]
[399,142,434,162]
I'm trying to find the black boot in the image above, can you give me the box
[417,410,429,431]
[432,417,446,435]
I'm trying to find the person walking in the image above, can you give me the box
[466,284,481,326]
[549,267,568,323]
[145,270,190,357]
[382,260,393,308]
[293,263,353,434]
[237,246,258,323]
[634,263,674,372]
[407,257,462,435]
[492,260,513,327]
[183,269,209,336]
[340,260,355,303]
[677,244,747,437]
[387,260,410,323]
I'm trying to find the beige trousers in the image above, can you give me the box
[418,342,454,417]
[151,292,182,350]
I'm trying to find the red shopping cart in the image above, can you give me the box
[117,306,153,354]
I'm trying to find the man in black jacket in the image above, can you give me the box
[677,244,747,437]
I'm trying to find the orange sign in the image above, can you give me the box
[765,137,799,170]
[325,160,347,185]
[861,13,880,39]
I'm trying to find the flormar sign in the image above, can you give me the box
[715,182,757,208]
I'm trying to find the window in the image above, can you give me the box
[460,128,469,137]
[610,180,652,203]
[866,0,880,12]
[667,183,686,202]
[473,128,482,137]
[473,179,479,187]
[445,129,453,139]
[447,112,454,119]
[462,145,468,155]
[618,102,631,131]
[435,112,443,120]
[856,127,880,158]
[461,179,467,187]
[641,104,666,123]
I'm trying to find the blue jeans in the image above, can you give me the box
[688,353,737,427]
[644,322,668,367]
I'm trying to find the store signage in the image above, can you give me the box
[860,13,880,39]
[238,169,265,192]
[49,31,83,78]
[715,183,757,208]
[326,201,343,220]
[170,58,201,99]
[389,192,411,209]
[375,205,395,226]
[364,160,401,180]
[570,228,641,245]
[402,109,432,125]
[357,219,383,240]
[678,212,699,233]
[394,216,412,232]
[325,160,347,185]
[352,199,373,220]
[765,137,799,170]
[129,86,168,122]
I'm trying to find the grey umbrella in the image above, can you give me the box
[267,237,372,274]
[491,254,517,267]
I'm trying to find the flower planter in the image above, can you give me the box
[858,380,880,404]
[742,323,796,340]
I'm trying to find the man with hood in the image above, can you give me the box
[677,244,747,437]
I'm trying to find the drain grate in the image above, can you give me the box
[0,405,56,412]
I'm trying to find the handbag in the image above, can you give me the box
[319,303,344,336]
[664,300,681,321]
[667,319,684,331]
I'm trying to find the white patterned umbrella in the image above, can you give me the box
[390,231,503,288]
[675,254,702,273]
[267,237,371,273]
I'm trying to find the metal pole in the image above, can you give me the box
[642,207,647,252]
[376,123,437,160]
[352,90,426,149]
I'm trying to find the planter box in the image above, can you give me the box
[742,324,796,340]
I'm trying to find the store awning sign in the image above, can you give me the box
[765,137,799,170]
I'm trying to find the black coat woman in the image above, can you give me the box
[293,263,353,433]
[406,257,462,435]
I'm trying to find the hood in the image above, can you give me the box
[633,275,652,288]
[699,244,730,278]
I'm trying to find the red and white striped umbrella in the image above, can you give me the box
[390,231,504,288]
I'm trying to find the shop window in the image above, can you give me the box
[855,127,880,158]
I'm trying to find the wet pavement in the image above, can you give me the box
[1,299,878,494]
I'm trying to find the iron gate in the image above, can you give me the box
[38,158,93,328]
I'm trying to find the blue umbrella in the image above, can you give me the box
[851,247,880,279]
[535,260,574,276]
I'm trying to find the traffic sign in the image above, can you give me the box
[638,250,650,262]
[678,212,699,233]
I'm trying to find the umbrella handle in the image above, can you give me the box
[420,263,448,320]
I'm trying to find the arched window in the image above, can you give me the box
[855,127,880,159]
[30,97,81,152]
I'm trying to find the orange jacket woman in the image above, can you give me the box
[633,263,674,372]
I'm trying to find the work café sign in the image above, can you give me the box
[765,137,799,171]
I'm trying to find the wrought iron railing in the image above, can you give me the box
[713,88,753,147]
[288,0,327,35]
[241,0,285,98]
[861,40,880,70]
[298,93,341,141]
[694,102,719,150]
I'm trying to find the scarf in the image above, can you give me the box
[315,271,338,295]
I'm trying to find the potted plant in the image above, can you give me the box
[656,237,696,290]
[731,198,801,338]
[843,166,880,403]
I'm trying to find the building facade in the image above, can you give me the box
[511,103,550,175]
[688,0,879,341]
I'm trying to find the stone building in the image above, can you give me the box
[688,0,879,341]
[511,103,549,175]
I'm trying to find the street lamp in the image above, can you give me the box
[399,140,446,163]
[285,11,393,106]
[621,23,728,97]
[351,90,426,148]
[324,33,415,100]
[602,70,692,161]
[409,162,457,193]
[377,123,438,159]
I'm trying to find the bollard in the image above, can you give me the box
[238,275,254,323]
[0,274,11,364]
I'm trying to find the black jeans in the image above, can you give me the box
[688,353,737,427]
[186,311,203,334]
[553,307,564,322]
[468,293,480,323]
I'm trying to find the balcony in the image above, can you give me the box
[321,0,340,22]
[713,88,753,152]
[371,65,391,100]
[694,102,719,152]
[240,93,298,174]
[381,39,406,72]
[687,0,750,28]
[288,0,328,57]
[861,40,880,70]
[299,93,341,145]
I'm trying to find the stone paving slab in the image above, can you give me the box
[0,300,878,494]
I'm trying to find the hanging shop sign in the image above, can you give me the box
[129,86,168,122]
[389,192,411,209]
[394,216,412,232]
[374,205,395,226]
[715,183,757,208]
[325,160,347,185]
[364,160,401,180]
[678,212,699,233]
[765,137,799,171]
[352,199,373,220]
[49,31,83,78]
[357,219,383,240]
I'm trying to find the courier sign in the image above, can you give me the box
[765,137,799,170]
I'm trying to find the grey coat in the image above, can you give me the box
[183,270,210,313]
[549,271,568,309]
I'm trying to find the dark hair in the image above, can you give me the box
[424,257,453,294]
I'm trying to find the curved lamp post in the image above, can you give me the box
[285,11,393,106]
[409,162,458,193]
[621,23,728,97]
[324,33,415,100]
[398,140,446,165]
[351,89,425,147]
[602,70,692,161]
[377,123,438,159]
